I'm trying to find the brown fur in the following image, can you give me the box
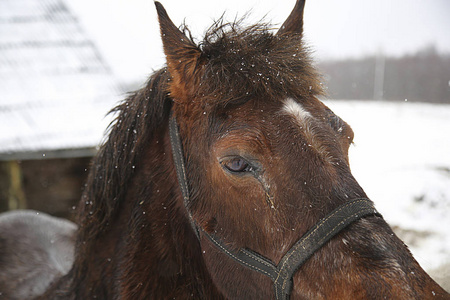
[33,1,450,299]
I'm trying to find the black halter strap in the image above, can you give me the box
[168,114,200,239]
[168,115,381,300]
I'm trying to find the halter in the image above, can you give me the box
[168,115,381,300]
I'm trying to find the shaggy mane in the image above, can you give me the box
[76,68,171,241]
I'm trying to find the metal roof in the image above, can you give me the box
[0,0,124,160]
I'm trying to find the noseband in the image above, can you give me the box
[169,115,381,300]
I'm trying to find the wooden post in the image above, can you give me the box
[0,160,27,212]
[0,161,8,212]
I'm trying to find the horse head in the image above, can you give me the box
[150,1,448,298]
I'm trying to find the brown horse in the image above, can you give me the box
[0,0,448,299]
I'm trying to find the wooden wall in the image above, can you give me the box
[0,157,91,221]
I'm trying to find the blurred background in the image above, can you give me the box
[0,0,449,287]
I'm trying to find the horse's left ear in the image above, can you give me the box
[155,2,202,99]
[276,0,306,36]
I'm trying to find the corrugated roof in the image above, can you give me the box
[0,0,124,160]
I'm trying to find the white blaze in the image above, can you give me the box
[282,98,312,125]
[281,98,332,163]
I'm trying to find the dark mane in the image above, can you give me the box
[77,68,171,241]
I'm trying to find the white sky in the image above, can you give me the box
[66,0,450,83]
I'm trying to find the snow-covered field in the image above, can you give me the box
[325,100,450,277]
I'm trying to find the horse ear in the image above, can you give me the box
[155,2,202,98]
[276,0,306,36]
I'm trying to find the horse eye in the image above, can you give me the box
[222,157,252,173]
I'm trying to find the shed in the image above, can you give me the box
[0,0,125,218]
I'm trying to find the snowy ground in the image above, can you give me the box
[324,100,450,277]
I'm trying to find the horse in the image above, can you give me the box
[0,210,76,299]
[0,0,448,299]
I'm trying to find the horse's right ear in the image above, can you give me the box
[276,0,306,36]
[155,2,203,100]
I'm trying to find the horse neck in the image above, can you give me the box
[58,127,222,299]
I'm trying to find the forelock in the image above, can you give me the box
[191,18,324,106]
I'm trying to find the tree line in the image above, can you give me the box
[318,46,450,103]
